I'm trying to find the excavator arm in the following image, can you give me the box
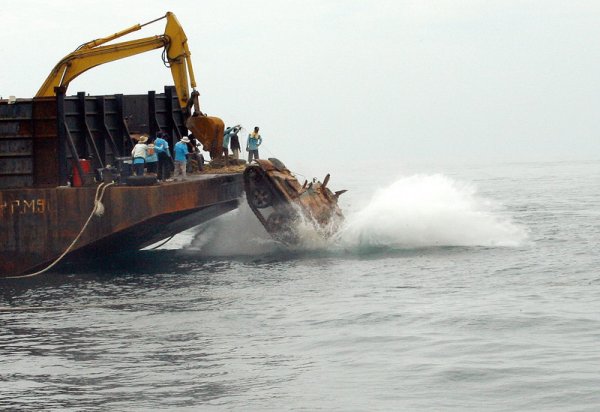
[36,12,198,115]
[36,12,224,157]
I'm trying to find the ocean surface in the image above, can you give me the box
[1,159,600,411]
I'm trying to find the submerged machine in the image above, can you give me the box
[0,12,241,278]
[243,158,345,244]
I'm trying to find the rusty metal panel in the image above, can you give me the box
[0,101,34,188]
[122,94,150,134]
[32,98,59,187]
[0,174,244,277]
[0,157,32,174]
[164,85,186,142]
[0,139,32,155]
[0,187,55,275]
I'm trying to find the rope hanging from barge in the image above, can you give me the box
[6,182,115,279]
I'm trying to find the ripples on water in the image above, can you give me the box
[2,161,600,411]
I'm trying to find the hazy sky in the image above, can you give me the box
[3,1,600,170]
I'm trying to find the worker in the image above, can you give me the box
[246,126,262,163]
[145,135,158,174]
[131,134,148,176]
[154,131,171,181]
[228,125,242,161]
[173,136,190,181]
[186,134,203,172]
[222,127,231,166]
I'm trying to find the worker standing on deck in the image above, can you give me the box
[228,125,241,161]
[154,132,171,181]
[131,135,148,176]
[246,126,262,163]
[145,135,158,174]
[222,127,231,166]
[186,134,203,173]
[223,125,241,166]
[174,136,190,181]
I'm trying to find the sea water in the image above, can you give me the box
[1,159,599,411]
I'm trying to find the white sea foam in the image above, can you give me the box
[336,174,528,249]
[189,199,333,255]
[189,174,527,255]
[189,198,280,256]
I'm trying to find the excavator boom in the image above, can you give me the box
[35,12,196,112]
[36,36,167,97]
[35,11,224,157]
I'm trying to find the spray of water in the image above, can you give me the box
[189,174,527,256]
[189,197,281,256]
[337,174,527,250]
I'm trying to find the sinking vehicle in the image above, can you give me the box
[244,158,346,244]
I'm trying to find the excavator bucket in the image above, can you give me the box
[186,115,224,158]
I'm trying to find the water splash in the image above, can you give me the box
[337,174,527,249]
[189,198,281,256]
[189,194,340,256]
[188,174,527,256]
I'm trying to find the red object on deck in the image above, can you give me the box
[72,159,91,187]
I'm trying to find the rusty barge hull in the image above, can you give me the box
[0,174,243,277]
[0,89,244,278]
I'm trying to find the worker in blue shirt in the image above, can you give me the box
[173,136,190,181]
[223,125,241,166]
[246,126,262,163]
[154,132,171,181]
[222,128,232,166]
[145,136,158,174]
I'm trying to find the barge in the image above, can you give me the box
[0,12,241,278]
[0,89,243,278]
[0,11,347,277]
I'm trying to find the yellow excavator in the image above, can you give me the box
[35,11,224,157]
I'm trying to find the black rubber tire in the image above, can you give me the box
[250,186,273,208]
